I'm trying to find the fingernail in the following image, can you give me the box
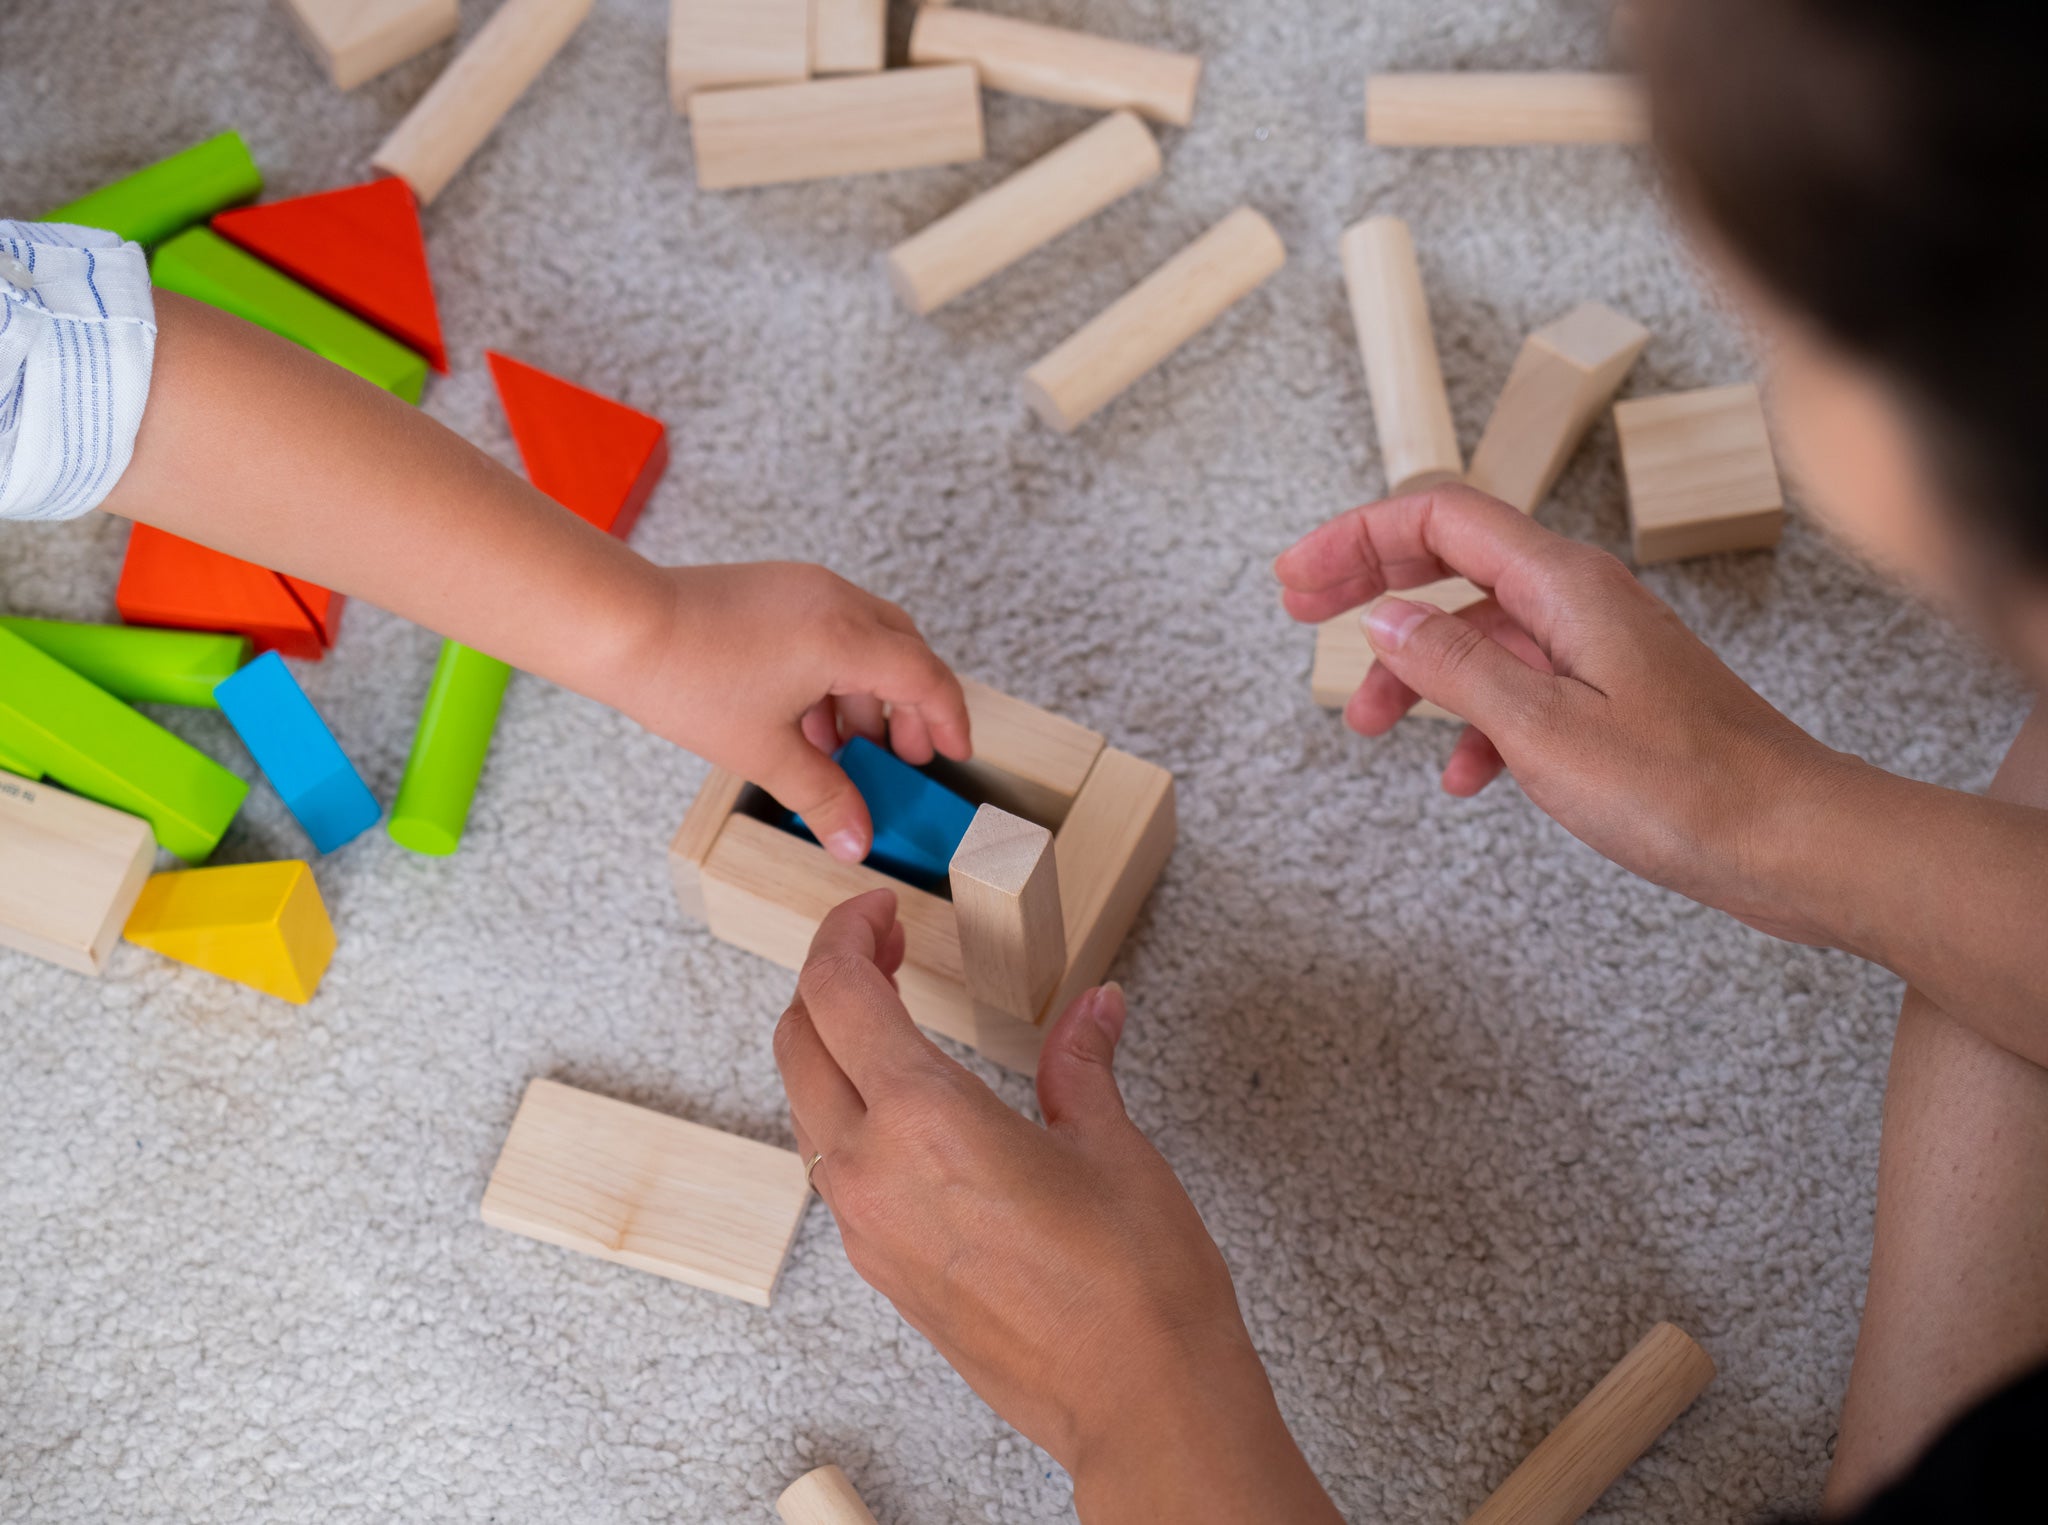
[1365,598,1431,651]
[1090,982,1128,1044]
[825,830,867,864]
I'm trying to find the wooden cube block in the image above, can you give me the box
[668,682,1174,1074]
[669,0,811,111]
[1615,383,1784,563]
[0,778,156,976]
[481,1078,810,1306]
[690,66,985,190]
[282,0,459,91]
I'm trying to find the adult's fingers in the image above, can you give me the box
[797,890,954,1098]
[1364,596,1566,744]
[761,734,876,864]
[1441,725,1509,797]
[1036,984,1133,1137]
[773,992,866,1154]
[1345,596,1555,735]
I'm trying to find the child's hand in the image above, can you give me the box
[618,563,972,863]
[1276,486,1852,942]
[774,892,1342,1522]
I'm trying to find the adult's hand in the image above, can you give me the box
[773,892,1343,1524]
[1277,485,1850,943]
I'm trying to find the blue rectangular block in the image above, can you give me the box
[214,652,380,853]
[790,735,977,892]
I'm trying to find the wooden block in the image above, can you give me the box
[670,767,747,925]
[1466,301,1650,513]
[1465,1323,1714,1525]
[669,0,810,111]
[0,619,249,710]
[950,805,1065,1026]
[0,777,155,976]
[779,1465,878,1525]
[1043,747,1175,1020]
[1366,73,1650,146]
[387,641,513,857]
[214,176,448,371]
[909,6,1201,127]
[1311,576,1484,721]
[124,861,336,1004]
[888,110,1161,316]
[1615,383,1784,564]
[282,0,459,91]
[690,66,984,191]
[1023,205,1285,433]
[481,1077,810,1307]
[947,678,1104,828]
[809,0,882,76]
[487,352,669,538]
[371,0,598,205]
[42,131,262,249]
[117,524,334,663]
[1340,215,1462,494]
[214,652,382,855]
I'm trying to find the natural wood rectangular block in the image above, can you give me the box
[283,0,459,91]
[1022,205,1285,433]
[1311,575,1482,721]
[1367,72,1650,146]
[810,0,882,75]
[1341,214,1462,494]
[888,110,1160,315]
[481,1077,810,1306]
[1616,383,1784,563]
[909,5,1201,126]
[0,777,155,976]
[669,0,810,111]
[670,681,1174,1074]
[950,805,1065,1026]
[690,66,985,190]
[1466,301,1649,513]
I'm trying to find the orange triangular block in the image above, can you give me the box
[487,351,669,539]
[280,575,346,648]
[117,525,337,662]
[213,176,448,372]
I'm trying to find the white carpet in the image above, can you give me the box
[0,1,2034,1519]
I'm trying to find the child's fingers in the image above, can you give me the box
[764,734,877,863]
[849,632,973,762]
[836,694,888,746]
[887,703,937,767]
[801,697,841,755]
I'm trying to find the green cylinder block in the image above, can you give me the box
[43,131,262,247]
[0,618,249,709]
[151,228,428,404]
[388,642,514,857]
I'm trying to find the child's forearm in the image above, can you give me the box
[99,293,670,712]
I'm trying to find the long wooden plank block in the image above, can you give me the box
[1367,73,1650,146]
[481,1077,811,1306]
[0,778,156,976]
[909,5,1201,126]
[1043,748,1175,1019]
[690,66,985,190]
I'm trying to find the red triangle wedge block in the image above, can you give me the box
[486,351,669,539]
[117,525,338,662]
[213,176,448,372]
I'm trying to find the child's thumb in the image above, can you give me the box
[1036,984,1132,1135]
[767,743,875,865]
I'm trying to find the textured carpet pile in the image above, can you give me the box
[0,1,2034,1520]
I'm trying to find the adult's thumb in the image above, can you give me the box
[1036,983,1131,1134]
[1365,597,1550,733]
[764,740,875,865]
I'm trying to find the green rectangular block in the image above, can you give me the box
[151,228,428,404]
[0,628,248,864]
[0,739,43,781]
[0,618,250,710]
[43,131,262,248]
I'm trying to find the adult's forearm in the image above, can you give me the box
[1769,708,2048,1065]
[99,294,670,707]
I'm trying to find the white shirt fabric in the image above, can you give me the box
[0,220,157,522]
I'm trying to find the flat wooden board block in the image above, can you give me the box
[124,860,336,1004]
[0,778,155,976]
[1366,72,1650,145]
[810,0,883,75]
[117,524,334,661]
[669,0,811,109]
[690,66,985,190]
[778,1464,879,1525]
[214,176,448,370]
[481,1077,809,1306]
[1466,301,1649,514]
[1311,576,1484,721]
[486,351,669,538]
[283,0,459,90]
[908,5,1201,126]
[1615,383,1783,564]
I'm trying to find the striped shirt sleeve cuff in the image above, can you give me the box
[0,219,158,523]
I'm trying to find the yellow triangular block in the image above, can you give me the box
[124,860,335,1004]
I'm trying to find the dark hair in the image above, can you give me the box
[1638,0,2048,571]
